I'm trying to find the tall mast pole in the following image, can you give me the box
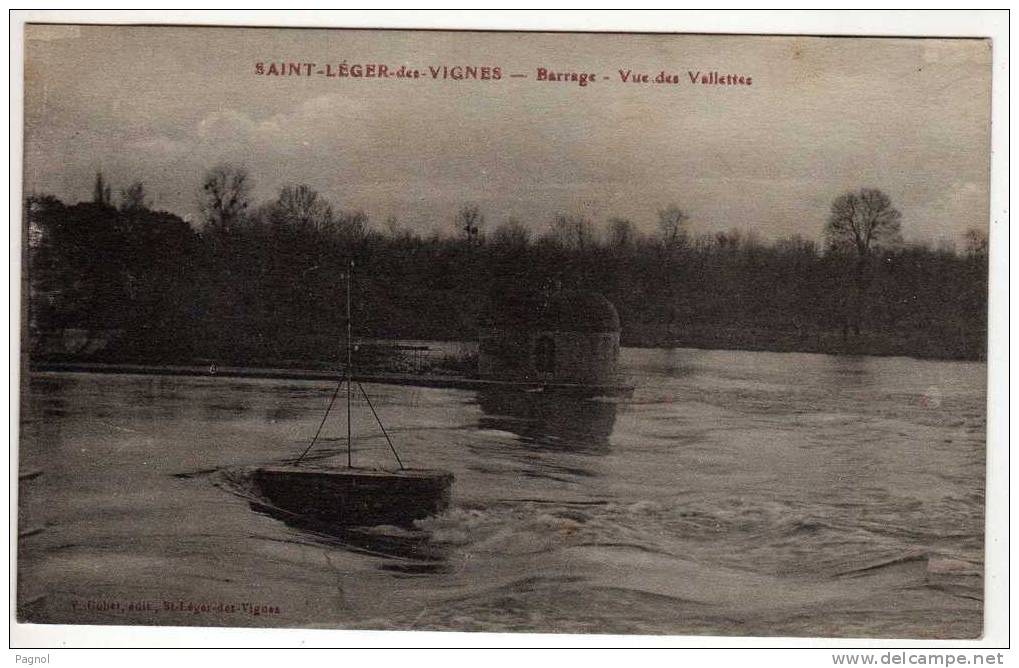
[346,260,353,468]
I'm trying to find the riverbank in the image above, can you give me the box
[28,361,635,395]
[621,325,986,362]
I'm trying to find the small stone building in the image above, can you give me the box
[478,290,620,384]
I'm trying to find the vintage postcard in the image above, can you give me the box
[15,20,994,641]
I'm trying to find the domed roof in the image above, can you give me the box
[539,290,620,333]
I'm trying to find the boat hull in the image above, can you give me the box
[252,466,453,527]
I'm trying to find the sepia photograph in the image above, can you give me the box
[11,12,1003,648]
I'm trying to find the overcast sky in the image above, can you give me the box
[23,25,991,243]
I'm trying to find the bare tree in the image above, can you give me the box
[491,218,531,247]
[712,227,761,252]
[92,171,113,207]
[714,228,744,250]
[607,217,637,248]
[119,181,148,212]
[774,234,817,256]
[382,214,417,242]
[824,188,902,255]
[455,204,484,243]
[268,184,334,233]
[657,204,689,248]
[336,210,369,241]
[824,188,902,338]
[199,164,251,232]
[963,227,988,257]
[549,212,594,250]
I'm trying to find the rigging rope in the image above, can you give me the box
[291,261,406,470]
[292,376,407,469]
[293,376,345,465]
[358,382,405,470]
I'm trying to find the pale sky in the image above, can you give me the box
[23,25,992,243]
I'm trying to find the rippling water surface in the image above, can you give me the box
[17,348,986,637]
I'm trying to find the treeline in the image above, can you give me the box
[24,170,988,366]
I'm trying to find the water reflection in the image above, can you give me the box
[199,398,252,419]
[823,354,874,388]
[622,347,699,379]
[263,404,303,423]
[475,388,618,453]
[26,375,70,419]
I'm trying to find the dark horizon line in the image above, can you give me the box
[26,184,985,248]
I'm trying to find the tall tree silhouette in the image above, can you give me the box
[657,204,688,249]
[455,204,484,244]
[824,188,902,337]
[119,181,148,212]
[199,164,250,233]
[92,172,112,207]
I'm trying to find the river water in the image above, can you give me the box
[17,348,986,637]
